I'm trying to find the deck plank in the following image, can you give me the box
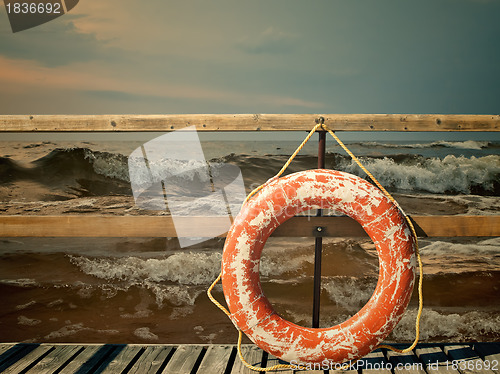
[127,345,175,374]
[473,344,500,374]
[98,345,142,373]
[230,345,265,374]
[58,344,115,374]
[0,344,21,370]
[444,345,495,374]
[0,344,35,372]
[327,359,356,373]
[197,345,233,374]
[24,345,82,374]
[0,343,498,374]
[0,345,15,357]
[358,349,391,374]
[265,354,294,373]
[387,349,427,374]
[160,345,204,374]
[1,345,53,374]
[416,346,459,374]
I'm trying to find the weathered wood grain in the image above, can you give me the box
[2,345,53,374]
[387,349,427,374]
[0,345,34,372]
[444,345,496,374]
[415,346,459,374]
[58,344,116,374]
[265,354,294,374]
[160,345,204,374]
[359,349,391,374]
[0,344,15,358]
[473,343,500,374]
[229,345,265,374]
[126,345,174,374]
[0,215,498,237]
[57,345,105,374]
[1,114,498,132]
[98,345,142,373]
[197,345,233,374]
[0,343,498,374]
[24,345,81,374]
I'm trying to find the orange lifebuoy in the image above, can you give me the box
[221,169,416,365]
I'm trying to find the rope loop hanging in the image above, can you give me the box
[207,121,424,371]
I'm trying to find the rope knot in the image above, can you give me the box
[315,116,325,125]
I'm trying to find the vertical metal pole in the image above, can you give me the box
[312,126,326,328]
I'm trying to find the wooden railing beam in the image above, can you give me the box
[0,215,498,238]
[1,114,499,132]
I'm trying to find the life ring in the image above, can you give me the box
[221,169,416,364]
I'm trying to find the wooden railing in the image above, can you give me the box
[0,114,499,132]
[1,114,499,238]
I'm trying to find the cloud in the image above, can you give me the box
[0,55,228,100]
[0,55,324,111]
[1,0,498,116]
[237,27,298,54]
[68,0,239,60]
[0,11,107,67]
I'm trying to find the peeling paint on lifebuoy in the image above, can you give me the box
[221,169,416,365]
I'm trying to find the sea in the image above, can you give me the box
[0,134,499,345]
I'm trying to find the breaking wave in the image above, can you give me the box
[339,154,500,195]
[1,146,498,196]
[358,140,494,150]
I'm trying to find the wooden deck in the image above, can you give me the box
[0,343,498,374]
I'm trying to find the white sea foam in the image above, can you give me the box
[128,155,216,186]
[84,149,130,181]
[69,252,221,307]
[391,309,500,341]
[342,155,499,194]
[396,192,500,215]
[133,327,159,341]
[170,306,195,320]
[419,238,500,273]
[15,300,36,310]
[47,299,64,307]
[322,276,376,312]
[43,323,120,340]
[0,278,38,287]
[285,308,500,342]
[260,250,314,277]
[420,238,500,256]
[82,146,499,197]
[166,193,237,216]
[433,140,491,150]
[83,148,213,184]
[363,140,491,150]
[17,315,41,326]
[70,252,221,285]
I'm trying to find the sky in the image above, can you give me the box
[0,0,499,141]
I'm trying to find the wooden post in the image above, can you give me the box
[312,119,326,328]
